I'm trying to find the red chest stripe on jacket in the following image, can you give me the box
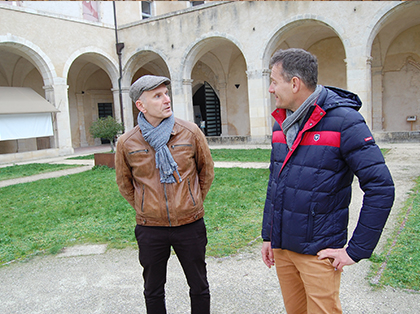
[301,131,340,147]
[272,130,286,144]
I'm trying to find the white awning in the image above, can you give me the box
[0,87,59,141]
[0,87,59,114]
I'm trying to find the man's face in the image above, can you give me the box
[269,63,295,111]
[136,84,172,127]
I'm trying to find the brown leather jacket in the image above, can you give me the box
[115,117,214,227]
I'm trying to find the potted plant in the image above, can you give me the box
[89,116,124,168]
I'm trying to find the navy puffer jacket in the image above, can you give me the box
[261,86,394,263]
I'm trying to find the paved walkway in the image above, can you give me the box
[1,143,420,313]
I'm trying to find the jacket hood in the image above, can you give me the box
[317,86,362,112]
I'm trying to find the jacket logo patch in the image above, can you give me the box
[364,136,373,142]
[301,131,340,148]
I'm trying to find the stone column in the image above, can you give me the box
[371,63,384,131]
[122,88,133,131]
[171,78,194,122]
[346,52,373,128]
[44,78,74,155]
[216,81,228,136]
[246,68,272,141]
[262,68,273,135]
[113,87,133,132]
[111,88,122,123]
[76,93,88,147]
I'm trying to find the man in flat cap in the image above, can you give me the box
[115,75,214,314]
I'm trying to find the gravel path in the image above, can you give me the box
[0,143,419,313]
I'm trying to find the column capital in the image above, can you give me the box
[262,68,271,76]
[182,79,194,85]
[246,69,270,79]
[111,87,129,93]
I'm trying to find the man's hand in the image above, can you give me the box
[317,248,355,272]
[261,241,275,268]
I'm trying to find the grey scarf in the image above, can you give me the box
[282,85,323,149]
[137,112,181,184]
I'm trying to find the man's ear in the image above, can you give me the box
[136,99,146,113]
[291,77,301,94]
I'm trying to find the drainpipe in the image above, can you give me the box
[113,1,125,131]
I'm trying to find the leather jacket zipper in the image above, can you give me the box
[187,178,196,206]
[164,184,172,226]
[171,144,192,149]
[141,184,145,212]
[128,149,149,155]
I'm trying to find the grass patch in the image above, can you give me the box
[0,166,134,265]
[0,166,269,265]
[204,167,269,256]
[67,149,271,163]
[381,148,391,155]
[210,148,270,162]
[67,154,95,160]
[369,176,420,291]
[0,163,82,181]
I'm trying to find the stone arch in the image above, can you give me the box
[181,34,249,136]
[0,34,57,87]
[0,35,59,155]
[368,1,420,132]
[262,15,347,69]
[123,47,171,87]
[262,17,347,116]
[64,49,119,148]
[365,1,411,59]
[181,33,246,80]
[63,47,119,88]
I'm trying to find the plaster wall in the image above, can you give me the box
[114,2,143,26]
[154,1,191,16]
[226,55,249,136]
[0,7,116,79]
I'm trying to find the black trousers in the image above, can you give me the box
[135,218,210,314]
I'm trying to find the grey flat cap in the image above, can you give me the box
[129,75,171,103]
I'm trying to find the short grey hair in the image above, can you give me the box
[269,48,318,90]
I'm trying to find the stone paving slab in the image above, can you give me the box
[57,245,108,258]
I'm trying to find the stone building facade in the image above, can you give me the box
[0,1,419,163]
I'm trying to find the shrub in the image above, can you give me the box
[89,116,124,152]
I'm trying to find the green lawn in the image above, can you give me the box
[204,167,268,256]
[68,148,271,163]
[369,176,420,291]
[210,148,271,162]
[0,166,269,265]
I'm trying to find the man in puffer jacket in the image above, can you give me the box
[261,48,394,314]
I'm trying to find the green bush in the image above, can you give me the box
[89,116,124,152]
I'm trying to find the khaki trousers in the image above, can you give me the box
[273,249,342,314]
